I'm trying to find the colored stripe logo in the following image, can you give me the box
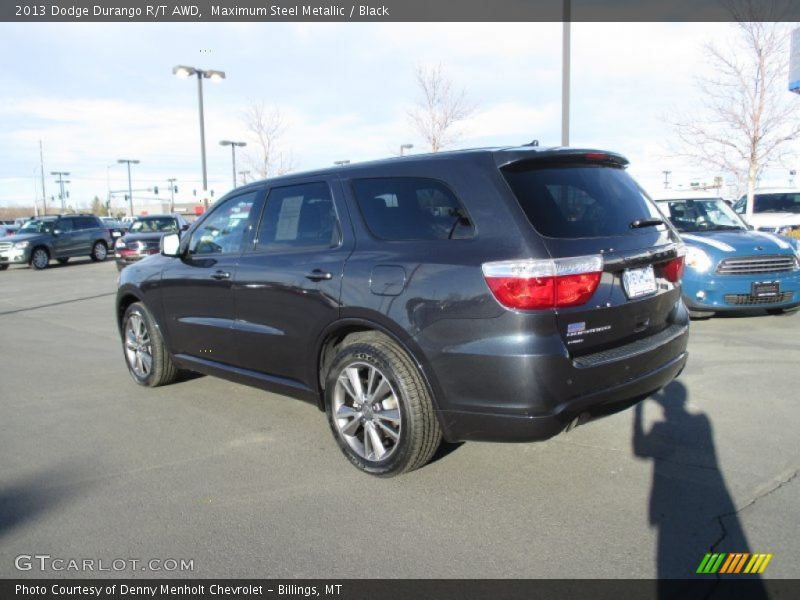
[696,553,773,574]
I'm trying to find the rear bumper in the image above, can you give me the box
[416,303,690,443]
[437,350,687,442]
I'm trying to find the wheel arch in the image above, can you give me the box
[312,317,443,414]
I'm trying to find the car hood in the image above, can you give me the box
[119,232,168,243]
[2,232,48,243]
[680,229,797,256]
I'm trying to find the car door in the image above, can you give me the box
[233,179,353,388]
[73,216,95,255]
[160,189,264,366]
[52,217,76,257]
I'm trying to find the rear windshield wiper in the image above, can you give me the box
[629,218,664,229]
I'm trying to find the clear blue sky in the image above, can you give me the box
[0,21,797,211]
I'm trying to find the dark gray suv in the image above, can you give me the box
[116,146,689,476]
[0,214,112,270]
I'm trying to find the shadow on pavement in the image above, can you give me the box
[632,381,768,598]
[0,466,89,540]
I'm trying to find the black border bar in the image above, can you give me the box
[3,579,800,600]
[3,0,800,22]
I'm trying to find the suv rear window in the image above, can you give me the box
[352,177,474,241]
[501,163,662,238]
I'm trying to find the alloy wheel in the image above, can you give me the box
[331,362,402,462]
[124,313,153,379]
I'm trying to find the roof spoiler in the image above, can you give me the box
[494,148,629,169]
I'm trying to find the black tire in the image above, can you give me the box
[30,247,49,270]
[0,264,8,271]
[57,257,69,265]
[325,334,441,476]
[122,302,179,387]
[688,309,714,320]
[90,241,108,262]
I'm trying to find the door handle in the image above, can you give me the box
[211,270,231,280]
[305,269,333,281]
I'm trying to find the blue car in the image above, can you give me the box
[657,197,800,318]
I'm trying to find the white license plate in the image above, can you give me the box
[112,232,121,237]
[623,265,657,298]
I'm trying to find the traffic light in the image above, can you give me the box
[153,186,159,195]
[173,185,178,193]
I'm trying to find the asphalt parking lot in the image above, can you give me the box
[0,258,798,579]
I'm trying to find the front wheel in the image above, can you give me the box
[30,247,49,270]
[122,302,178,387]
[90,241,108,262]
[325,336,441,476]
[0,264,8,271]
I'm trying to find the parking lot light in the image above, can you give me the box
[173,65,227,207]
[219,140,247,188]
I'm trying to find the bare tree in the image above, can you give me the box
[242,102,294,179]
[673,18,800,218]
[409,64,476,153]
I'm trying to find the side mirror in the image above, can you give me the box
[161,233,182,257]
[181,224,190,231]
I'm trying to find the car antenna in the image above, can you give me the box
[524,139,539,147]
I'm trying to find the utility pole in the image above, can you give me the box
[167,178,177,213]
[39,141,47,215]
[118,159,140,217]
[662,170,671,189]
[51,171,69,212]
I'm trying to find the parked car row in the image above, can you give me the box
[0,213,192,271]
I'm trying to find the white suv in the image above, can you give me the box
[734,188,800,235]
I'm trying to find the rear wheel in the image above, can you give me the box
[122,302,178,387]
[325,335,441,476]
[30,247,49,270]
[0,264,8,271]
[90,241,107,262]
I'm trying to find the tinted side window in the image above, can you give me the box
[501,163,662,238]
[189,192,259,255]
[352,177,473,241]
[56,218,74,233]
[77,216,98,229]
[256,182,339,251]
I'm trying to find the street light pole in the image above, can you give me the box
[662,170,672,189]
[220,140,247,188]
[561,0,571,147]
[400,143,413,156]
[118,159,140,217]
[238,170,251,185]
[173,65,226,208]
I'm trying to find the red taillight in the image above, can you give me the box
[662,245,686,282]
[483,256,603,310]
